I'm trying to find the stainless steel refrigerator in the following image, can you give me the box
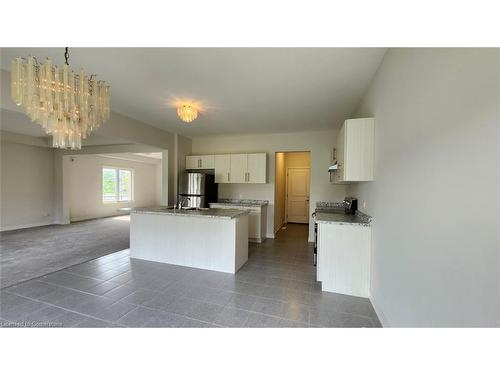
[178,172,218,208]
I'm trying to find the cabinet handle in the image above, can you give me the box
[198,159,201,168]
[247,172,250,182]
[227,172,230,182]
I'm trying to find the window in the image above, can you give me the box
[102,167,133,203]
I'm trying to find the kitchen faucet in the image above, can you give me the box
[177,196,191,209]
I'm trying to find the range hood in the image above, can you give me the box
[328,162,338,172]
[328,148,339,172]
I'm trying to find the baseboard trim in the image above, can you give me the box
[274,220,286,235]
[369,294,389,328]
[70,212,128,222]
[266,233,275,239]
[0,221,56,232]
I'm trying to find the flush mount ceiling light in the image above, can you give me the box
[177,104,198,123]
[10,47,110,150]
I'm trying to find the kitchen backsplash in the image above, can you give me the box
[316,201,345,209]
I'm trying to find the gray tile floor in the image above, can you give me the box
[0,224,381,328]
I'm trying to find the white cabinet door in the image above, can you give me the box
[344,118,374,181]
[214,155,231,183]
[317,223,371,298]
[230,154,247,183]
[334,118,374,183]
[200,155,214,169]
[248,212,260,240]
[186,156,200,169]
[247,153,266,183]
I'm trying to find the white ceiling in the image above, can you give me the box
[1,48,386,138]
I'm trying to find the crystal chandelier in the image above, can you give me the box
[177,104,198,123]
[10,48,110,150]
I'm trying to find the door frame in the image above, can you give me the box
[285,167,311,224]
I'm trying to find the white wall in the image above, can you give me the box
[347,48,500,327]
[191,130,347,240]
[0,140,55,230]
[67,154,161,221]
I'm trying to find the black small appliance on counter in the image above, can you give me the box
[344,197,358,215]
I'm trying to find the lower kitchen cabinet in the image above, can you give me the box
[316,223,371,298]
[210,203,267,243]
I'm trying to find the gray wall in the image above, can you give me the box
[0,140,55,230]
[348,48,500,327]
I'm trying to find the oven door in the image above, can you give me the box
[312,212,318,266]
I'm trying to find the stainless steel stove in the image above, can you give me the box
[312,206,343,265]
[311,203,347,266]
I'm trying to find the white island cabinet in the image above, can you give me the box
[130,208,249,274]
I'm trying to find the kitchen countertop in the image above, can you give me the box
[131,206,250,219]
[212,199,269,207]
[314,210,372,226]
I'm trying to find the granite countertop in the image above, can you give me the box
[314,210,372,226]
[211,199,269,207]
[131,206,250,219]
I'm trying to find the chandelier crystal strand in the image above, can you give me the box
[10,52,110,150]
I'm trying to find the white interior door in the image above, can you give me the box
[286,168,310,224]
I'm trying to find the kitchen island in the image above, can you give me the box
[130,207,249,273]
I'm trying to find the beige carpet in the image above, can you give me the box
[0,216,130,288]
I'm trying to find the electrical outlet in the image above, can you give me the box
[42,212,50,217]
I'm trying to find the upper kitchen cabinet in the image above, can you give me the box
[214,154,231,183]
[187,153,267,183]
[186,155,215,170]
[333,118,374,183]
[229,154,247,183]
[247,153,267,183]
[230,153,267,183]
